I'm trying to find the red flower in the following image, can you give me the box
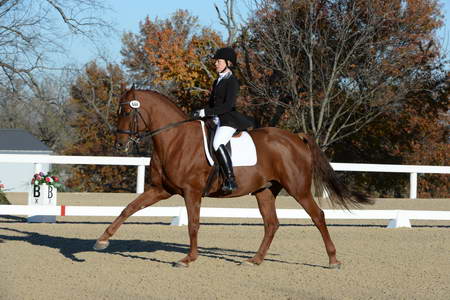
[45,177,51,183]
[53,176,59,182]
[0,184,4,189]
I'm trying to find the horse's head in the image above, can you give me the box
[115,88,151,153]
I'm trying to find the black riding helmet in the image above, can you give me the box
[213,47,237,66]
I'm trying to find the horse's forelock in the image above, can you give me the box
[119,86,144,104]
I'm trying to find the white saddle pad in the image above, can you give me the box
[200,121,257,167]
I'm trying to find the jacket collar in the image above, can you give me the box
[216,71,232,85]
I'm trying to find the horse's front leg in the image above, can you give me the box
[174,190,202,267]
[93,186,171,250]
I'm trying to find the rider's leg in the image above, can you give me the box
[213,126,236,150]
[216,144,237,192]
[213,126,237,193]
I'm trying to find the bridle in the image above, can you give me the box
[116,99,198,150]
[116,100,151,144]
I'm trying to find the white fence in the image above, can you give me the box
[0,154,150,193]
[1,205,450,228]
[0,154,448,197]
[330,163,450,199]
[0,154,449,228]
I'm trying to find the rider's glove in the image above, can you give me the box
[192,109,206,118]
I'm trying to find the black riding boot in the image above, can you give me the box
[215,144,237,193]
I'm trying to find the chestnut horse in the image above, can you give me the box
[93,88,372,268]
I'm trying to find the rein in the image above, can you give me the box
[116,100,199,141]
[141,118,197,138]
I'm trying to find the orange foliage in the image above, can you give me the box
[332,72,449,198]
[123,10,224,112]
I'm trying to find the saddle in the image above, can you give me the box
[200,119,257,196]
[201,119,257,167]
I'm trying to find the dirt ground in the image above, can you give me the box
[1,193,449,299]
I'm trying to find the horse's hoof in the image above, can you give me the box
[329,263,342,269]
[93,240,109,251]
[240,260,258,266]
[173,261,189,268]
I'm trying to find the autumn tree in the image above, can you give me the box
[332,70,449,197]
[121,9,224,113]
[62,61,140,192]
[238,0,444,149]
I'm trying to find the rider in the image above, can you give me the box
[193,47,253,193]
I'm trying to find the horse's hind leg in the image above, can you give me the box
[294,191,341,268]
[244,188,279,265]
[93,186,171,250]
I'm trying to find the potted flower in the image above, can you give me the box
[28,172,62,222]
[31,172,63,189]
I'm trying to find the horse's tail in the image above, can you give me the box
[298,133,374,209]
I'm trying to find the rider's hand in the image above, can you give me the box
[192,109,205,118]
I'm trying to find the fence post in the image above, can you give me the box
[170,207,188,226]
[410,172,417,199]
[387,210,411,228]
[136,165,145,193]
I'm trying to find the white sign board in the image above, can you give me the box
[27,184,57,223]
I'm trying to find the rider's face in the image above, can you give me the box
[215,59,228,73]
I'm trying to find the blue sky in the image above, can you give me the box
[62,0,247,65]
[61,0,450,66]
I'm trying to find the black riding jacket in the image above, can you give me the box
[204,72,253,131]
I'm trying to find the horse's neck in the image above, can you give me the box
[150,105,185,130]
[145,95,189,156]
[151,121,196,163]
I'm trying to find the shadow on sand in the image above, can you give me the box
[0,226,319,267]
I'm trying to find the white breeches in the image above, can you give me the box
[213,126,236,151]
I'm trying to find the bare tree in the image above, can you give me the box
[215,0,239,45]
[240,0,444,149]
[0,0,112,91]
[0,68,77,151]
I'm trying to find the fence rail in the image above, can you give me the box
[0,154,150,193]
[1,205,449,228]
[330,163,450,199]
[0,154,449,197]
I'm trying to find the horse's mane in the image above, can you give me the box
[132,89,187,118]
